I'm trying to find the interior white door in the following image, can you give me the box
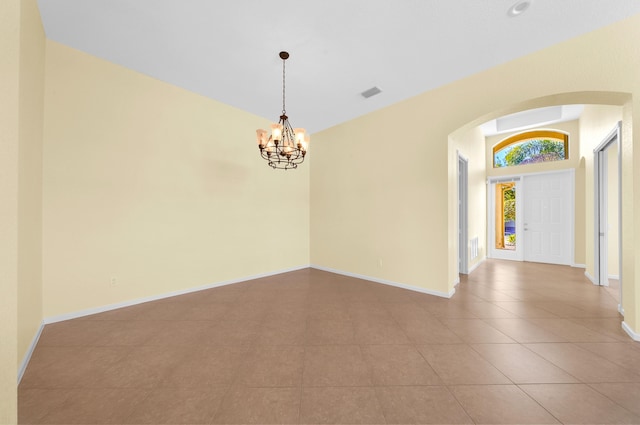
[523,171,572,265]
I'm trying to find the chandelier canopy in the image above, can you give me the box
[256,51,309,170]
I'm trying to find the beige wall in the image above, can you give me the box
[18,0,45,371]
[312,15,640,334]
[484,120,585,265]
[42,41,310,318]
[449,125,487,277]
[578,105,623,281]
[0,1,21,421]
[1,0,45,421]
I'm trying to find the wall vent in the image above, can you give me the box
[470,236,479,260]
[361,86,382,98]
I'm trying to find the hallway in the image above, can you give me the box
[19,260,640,424]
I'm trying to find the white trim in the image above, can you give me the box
[572,263,586,268]
[43,265,310,324]
[584,270,598,285]
[622,321,639,341]
[608,274,620,280]
[467,257,486,274]
[453,276,460,287]
[310,264,455,298]
[18,322,45,384]
[618,304,625,316]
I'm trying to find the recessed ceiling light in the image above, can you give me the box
[507,0,532,17]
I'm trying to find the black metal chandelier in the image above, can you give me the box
[256,51,309,170]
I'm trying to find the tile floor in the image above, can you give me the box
[19,260,640,424]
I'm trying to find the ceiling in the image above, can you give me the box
[37,1,640,134]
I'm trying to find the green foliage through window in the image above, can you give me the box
[493,130,568,168]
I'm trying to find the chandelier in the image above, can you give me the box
[256,51,309,170]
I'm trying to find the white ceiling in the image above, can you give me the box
[37,0,640,133]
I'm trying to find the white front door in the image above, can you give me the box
[523,171,572,265]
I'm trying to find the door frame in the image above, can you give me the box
[458,152,469,274]
[487,176,523,261]
[593,122,622,313]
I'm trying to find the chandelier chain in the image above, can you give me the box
[282,58,286,115]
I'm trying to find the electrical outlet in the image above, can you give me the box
[110,276,117,286]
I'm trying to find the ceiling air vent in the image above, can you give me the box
[361,86,382,99]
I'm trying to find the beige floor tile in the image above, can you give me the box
[18,388,71,424]
[525,343,640,383]
[375,386,473,424]
[527,318,617,342]
[384,302,432,323]
[160,345,248,388]
[100,345,185,388]
[450,384,559,424]
[93,320,166,346]
[37,320,120,346]
[590,382,640,417]
[20,346,130,389]
[237,346,304,387]
[532,301,594,318]
[20,261,633,424]
[141,320,211,346]
[417,344,511,385]
[305,319,356,345]
[307,302,352,321]
[398,317,465,344]
[363,344,442,385]
[439,318,515,343]
[569,318,632,342]
[212,387,300,424]
[255,317,307,345]
[493,301,561,318]
[576,342,640,373]
[38,388,149,424]
[461,301,518,318]
[471,343,579,384]
[300,387,386,424]
[422,302,478,318]
[521,383,640,424]
[198,318,262,345]
[353,318,410,344]
[481,317,566,343]
[123,387,227,424]
[303,345,372,386]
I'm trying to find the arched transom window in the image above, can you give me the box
[493,130,568,168]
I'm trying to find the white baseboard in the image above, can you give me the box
[622,321,640,341]
[584,270,598,285]
[18,322,44,384]
[572,263,586,268]
[467,257,486,274]
[609,274,620,280]
[43,264,310,325]
[310,264,455,299]
[618,304,625,316]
